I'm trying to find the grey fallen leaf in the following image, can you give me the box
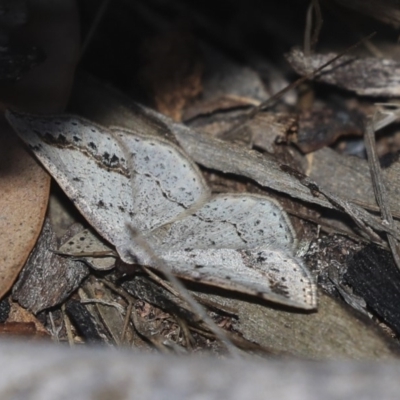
[183,43,270,119]
[286,47,400,97]
[58,228,116,271]
[12,219,89,314]
[6,110,316,310]
[198,290,399,360]
[309,147,400,218]
[188,108,296,154]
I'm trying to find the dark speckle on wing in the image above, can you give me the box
[268,278,290,298]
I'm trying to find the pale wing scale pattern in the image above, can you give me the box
[7,110,317,309]
[6,112,133,248]
[111,129,210,232]
[152,194,296,252]
[162,248,315,309]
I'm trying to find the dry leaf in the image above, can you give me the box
[307,147,400,216]
[183,45,269,120]
[294,107,364,153]
[190,109,297,154]
[0,129,50,299]
[225,290,399,359]
[7,299,48,337]
[286,48,400,97]
[12,220,89,314]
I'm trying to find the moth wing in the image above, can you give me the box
[143,194,316,309]
[6,111,134,250]
[111,128,210,232]
[162,248,316,309]
[153,194,297,253]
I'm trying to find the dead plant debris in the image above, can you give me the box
[2,0,400,363]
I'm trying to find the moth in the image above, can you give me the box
[6,110,317,309]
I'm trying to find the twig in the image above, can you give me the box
[121,302,134,344]
[51,249,117,258]
[80,298,125,314]
[141,265,183,300]
[364,116,400,270]
[304,0,323,55]
[48,312,61,343]
[61,303,75,347]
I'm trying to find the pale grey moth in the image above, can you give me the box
[6,110,317,309]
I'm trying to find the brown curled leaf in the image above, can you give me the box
[0,128,50,299]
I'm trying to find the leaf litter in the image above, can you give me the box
[4,0,400,360]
